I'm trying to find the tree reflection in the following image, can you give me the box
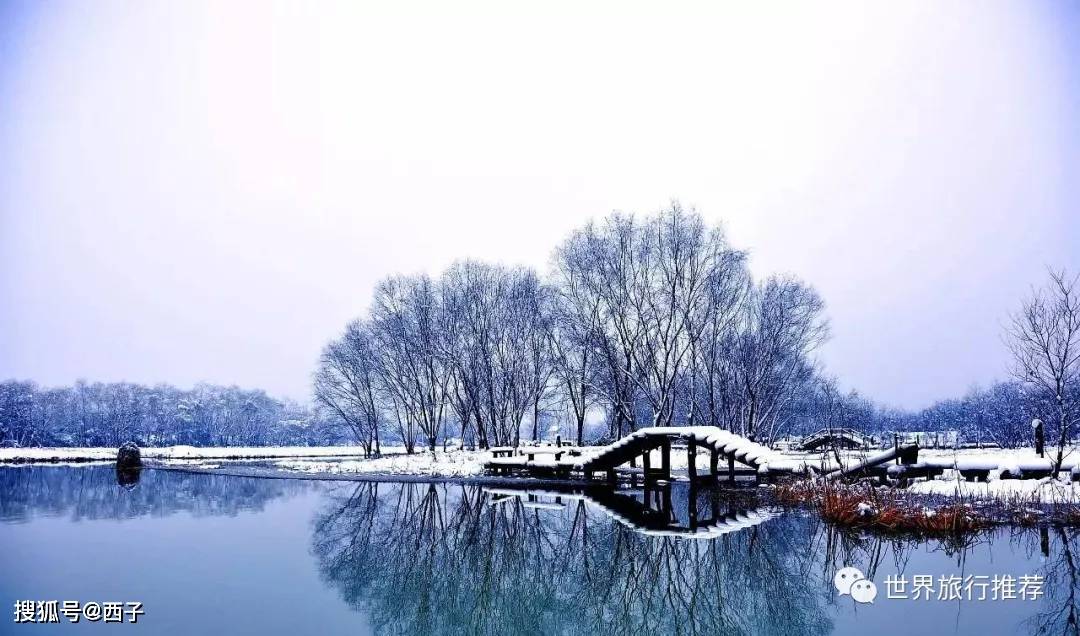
[8,467,1080,634]
[1025,526,1080,635]
[311,482,835,635]
[0,466,310,521]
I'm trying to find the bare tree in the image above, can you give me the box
[547,278,600,445]
[625,204,737,427]
[733,276,829,442]
[313,320,383,456]
[369,274,451,453]
[1007,269,1080,469]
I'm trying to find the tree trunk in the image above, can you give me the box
[531,397,540,442]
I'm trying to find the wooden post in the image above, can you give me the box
[687,440,697,482]
[606,468,617,485]
[709,448,719,478]
[643,450,651,479]
[728,454,735,483]
[660,440,671,479]
[688,481,698,530]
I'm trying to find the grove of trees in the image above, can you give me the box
[315,204,830,453]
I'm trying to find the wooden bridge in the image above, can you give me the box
[485,425,920,484]
[580,426,776,482]
[487,426,780,483]
[797,428,874,451]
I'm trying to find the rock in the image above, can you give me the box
[117,441,142,469]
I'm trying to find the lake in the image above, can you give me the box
[0,466,1072,635]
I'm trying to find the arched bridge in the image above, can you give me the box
[797,428,874,451]
[580,426,776,482]
[487,425,778,483]
[485,425,919,483]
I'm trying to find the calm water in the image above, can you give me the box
[0,466,1074,635]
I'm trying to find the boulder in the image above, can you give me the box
[117,441,142,469]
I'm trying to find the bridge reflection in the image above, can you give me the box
[484,483,777,538]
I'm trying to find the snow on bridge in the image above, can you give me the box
[797,428,874,451]
[486,426,778,481]
[485,425,922,483]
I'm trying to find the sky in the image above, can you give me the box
[1,0,1078,410]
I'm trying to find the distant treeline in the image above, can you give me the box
[0,380,339,448]
[868,380,1049,447]
[0,376,1048,450]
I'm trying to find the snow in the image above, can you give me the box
[583,426,778,470]
[908,476,1080,503]
[893,446,1080,502]
[9,440,1080,504]
[274,449,488,478]
[0,445,384,464]
[0,447,116,462]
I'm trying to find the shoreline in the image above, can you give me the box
[9,451,1080,530]
[8,444,1080,503]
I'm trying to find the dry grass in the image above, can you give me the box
[773,480,985,534]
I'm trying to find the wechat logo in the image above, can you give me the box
[834,567,878,604]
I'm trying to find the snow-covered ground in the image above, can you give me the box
[0,445,377,464]
[907,476,1080,503]
[0,444,496,478]
[275,449,488,478]
[918,446,1080,471]
[7,443,1080,504]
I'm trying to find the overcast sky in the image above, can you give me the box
[1,1,1078,409]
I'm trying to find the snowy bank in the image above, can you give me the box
[274,449,488,478]
[908,477,1080,504]
[0,445,377,464]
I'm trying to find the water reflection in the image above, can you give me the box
[0,465,311,522]
[309,480,1080,636]
[116,465,141,488]
[482,484,778,538]
[311,481,834,635]
[1027,526,1080,634]
[3,467,1080,635]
